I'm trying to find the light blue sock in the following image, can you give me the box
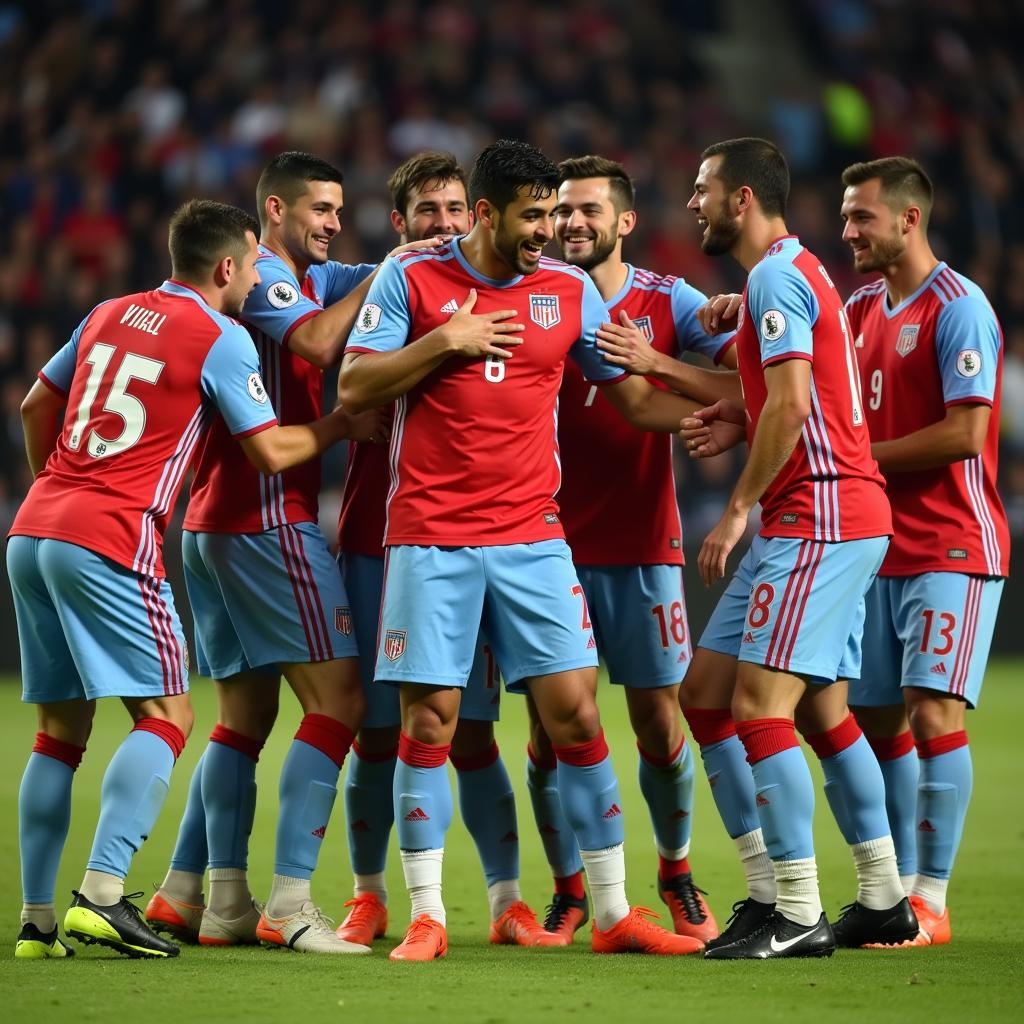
[746,746,816,862]
[203,742,258,870]
[917,741,973,880]
[168,748,208,874]
[274,739,340,879]
[345,747,397,875]
[526,759,583,877]
[553,748,625,852]
[394,759,453,852]
[818,735,892,844]
[878,749,920,878]
[20,753,76,904]
[638,740,694,856]
[455,749,518,886]
[699,735,762,839]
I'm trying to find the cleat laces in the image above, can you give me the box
[663,876,709,924]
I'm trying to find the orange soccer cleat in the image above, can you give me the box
[144,889,204,944]
[336,894,388,945]
[389,915,448,961]
[542,892,589,944]
[863,895,950,949]
[591,906,705,955]
[658,872,719,945]
[490,900,568,947]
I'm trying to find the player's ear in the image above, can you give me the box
[475,198,496,228]
[212,254,232,288]
[390,209,406,237]
[734,185,754,215]
[903,205,922,232]
[618,209,637,237]
[265,194,285,227]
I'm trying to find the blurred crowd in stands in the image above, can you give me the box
[2,0,1022,546]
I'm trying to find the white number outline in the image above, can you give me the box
[484,354,506,383]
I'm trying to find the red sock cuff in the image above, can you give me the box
[133,718,186,760]
[554,871,586,900]
[450,740,500,773]
[352,739,399,763]
[553,730,609,768]
[637,735,686,768]
[735,718,799,765]
[398,732,451,768]
[915,730,968,760]
[527,742,557,772]
[682,707,737,746]
[295,714,354,768]
[867,730,916,762]
[659,854,691,880]
[32,731,85,771]
[804,713,863,761]
[209,724,264,763]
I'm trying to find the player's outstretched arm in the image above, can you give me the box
[600,373,703,432]
[21,378,66,477]
[237,407,369,476]
[680,399,747,458]
[871,403,989,474]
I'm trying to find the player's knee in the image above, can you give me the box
[906,691,963,740]
[402,701,455,745]
[451,718,494,759]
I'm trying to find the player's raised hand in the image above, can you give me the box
[698,508,748,587]
[444,288,524,359]
[385,236,449,259]
[680,399,747,458]
[596,311,658,375]
[696,293,742,335]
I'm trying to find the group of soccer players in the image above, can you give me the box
[10,135,1006,964]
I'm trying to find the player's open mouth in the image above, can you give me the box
[564,234,593,244]
[521,243,544,262]
[313,235,330,248]
[696,217,708,229]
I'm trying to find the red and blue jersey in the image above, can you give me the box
[734,236,891,542]
[185,245,374,533]
[10,281,277,577]
[345,238,625,547]
[558,265,734,565]
[846,262,1008,577]
[337,432,390,557]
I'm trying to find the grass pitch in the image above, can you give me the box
[2,663,1022,1023]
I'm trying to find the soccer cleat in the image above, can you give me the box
[198,899,263,946]
[256,901,370,954]
[390,914,448,961]
[832,897,919,948]
[490,900,568,947]
[542,892,589,943]
[704,909,835,960]
[144,887,204,944]
[865,895,950,948]
[65,890,180,959]
[658,872,719,944]
[14,922,75,959]
[591,906,704,955]
[703,897,775,951]
[336,894,388,945]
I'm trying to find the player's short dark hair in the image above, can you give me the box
[388,151,467,217]
[701,138,790,218]
[256,151,345,228]
[468,139,560,213]
[168,199,258,279]
[842,156,933,226]
[557,155,636,213]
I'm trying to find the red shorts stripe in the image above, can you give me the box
[277,526,321,661]
[779,542,825,670]
[765,540,812,666]
[284,525,330,661]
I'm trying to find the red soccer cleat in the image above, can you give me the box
[336,894,388,945]
[389,915,448,961]
[542,892,589,944]
[490,901,568,947]
[658,872,719,945]
[591,906,704,955]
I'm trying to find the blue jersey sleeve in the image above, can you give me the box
[317,261,376,306]
[570,273,626,382]
[746,257,818,365]
[200,323,279,437]
[670,278,734,362]
[242,255,322,347]
[935,291,1001,406]
[344,256,412,353]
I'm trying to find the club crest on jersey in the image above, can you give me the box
[529,294,561,330]
[634,315,654,342]
[761,309,787,341]
[896,324,920,357]
[356,303,383,334]
[957,348,982,378]
[247,372,268,404]
[383,629,407,661]
[334,606,353,636]
[267,281,299,309]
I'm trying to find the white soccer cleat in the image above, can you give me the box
[199,899,264,946]
[256,900,371,954]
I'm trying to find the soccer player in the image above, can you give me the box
[11,199,358,959]
[678,138,915,958]
[521,154,736,945]
[336,150,558,948]
[338,139,712,962]
[840,157,1008,946]
[146,153,412,954]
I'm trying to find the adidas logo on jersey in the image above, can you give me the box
[311,825,327,838]
[603,803,622,819]
[405,806,430,822]
[440,298,460,315]
[918,819,937,833]
[931,662,948,675]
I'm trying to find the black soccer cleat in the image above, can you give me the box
[832,897,919,948]
[703,897,775,951]
[705,909,836,960]
[542,892,590,942]
[64,890,180,959]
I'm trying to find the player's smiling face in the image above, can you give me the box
[687,156,740,256]
[397,179,471,243]
[554,178,625,271]
[841,178,907,273]
[490,187,558,275]
[280,180,344,267]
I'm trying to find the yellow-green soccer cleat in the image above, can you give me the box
[64,890,180,959]
[15,922,75,959]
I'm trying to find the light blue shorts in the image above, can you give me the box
[340,552,500,726]
[848,573,1003,710]
[7,536,189,703]
[375,540,598,692]
[183,523,358,680]
[575,564,691,687]
[699,534,888,684]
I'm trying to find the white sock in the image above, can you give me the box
[208,868,252,918]
[912,873,948,916]
[487,878,522,921]
[851,836,905,910]
[656,839,690,862]
[354,871,388,904]
[773,857,821,926]
[80,869,124,907]
[21,903,56,932]
[581,844,630,931]
[160,868,204,905]
[266,873,311,919]
[401,848,445,926]
[735,828,776,904]
[899,873,916,898]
